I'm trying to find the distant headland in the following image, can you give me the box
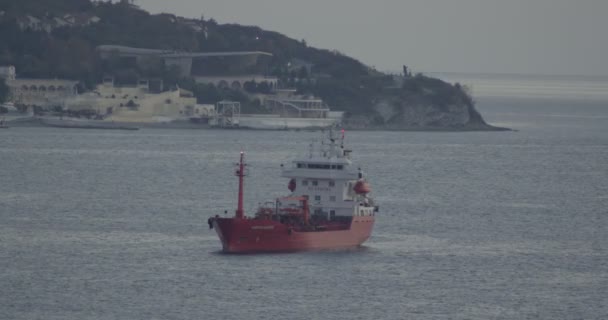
[0,0,508,131]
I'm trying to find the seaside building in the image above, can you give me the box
[8,79,78,108]
[64,78,213,122]
[96,45,278,89]
[0,65,212,121]
[1,66,79,108]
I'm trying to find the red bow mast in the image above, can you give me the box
[235,152,246,219]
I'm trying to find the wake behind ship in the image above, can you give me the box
[209,130,378,253]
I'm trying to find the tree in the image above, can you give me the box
[126,99,138,109]
[257,81,271,94]
[298,66,309,79]
[243,80,257,93]
[0,78,9,103]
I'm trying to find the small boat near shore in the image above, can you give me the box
[40,118,139,130]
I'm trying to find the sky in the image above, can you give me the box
[137,0,608,76]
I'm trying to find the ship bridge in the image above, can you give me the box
[280,131,370,219]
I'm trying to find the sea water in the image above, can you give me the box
[1,74,607,319]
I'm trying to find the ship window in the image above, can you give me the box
[330,210,336,220]
[312,180,318,186]
[337,165,343,170]
[329,181,335,187]
[302,180,308,186]
[329,196,336,202]
[314,195,321,201]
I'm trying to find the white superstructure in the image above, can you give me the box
[280,130,375,219]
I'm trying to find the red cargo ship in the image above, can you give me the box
[209,130,377,253]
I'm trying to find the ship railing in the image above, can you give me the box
[265,99,330,117]
[254,205,305,218]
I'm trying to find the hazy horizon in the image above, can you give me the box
[137,0,608,77]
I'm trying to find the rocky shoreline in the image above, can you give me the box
[344,123,512,132]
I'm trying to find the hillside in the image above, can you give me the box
[0,0,506,130]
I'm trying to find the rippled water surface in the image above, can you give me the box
[1,89,608,319]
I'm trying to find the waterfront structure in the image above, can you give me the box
[210,92,343,130]
[242,89,344,129]
[96,45,277,89]
[1,65,79,108]
[264,89,331,118]
[64,78,212,122]
[7,78,78,109]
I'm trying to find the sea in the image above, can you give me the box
[1,73,607,319]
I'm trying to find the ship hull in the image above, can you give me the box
[213,216,374,253]
[40,118,139,130]
[237,116,338,130]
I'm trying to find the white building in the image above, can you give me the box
[64,79,212,122]
[1,66,79,108]
[14,13,101,33]
[0,66,16,81]
[7,78,78,108]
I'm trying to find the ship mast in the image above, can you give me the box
[235,152,246,219]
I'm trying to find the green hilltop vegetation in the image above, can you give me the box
[0,0,502,130]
